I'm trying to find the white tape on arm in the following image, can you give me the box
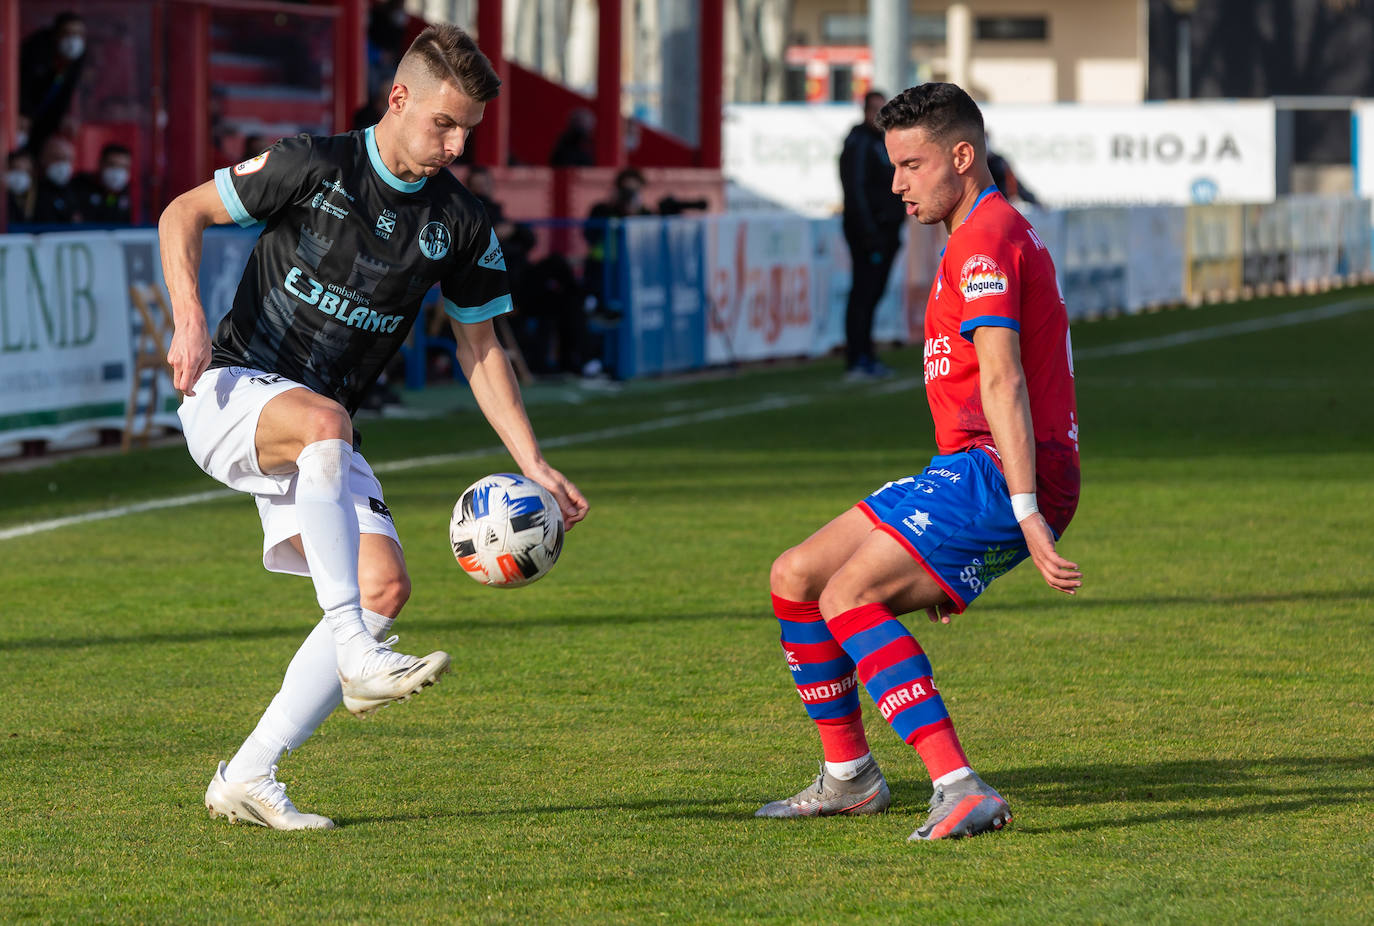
[1011,493,1039,522]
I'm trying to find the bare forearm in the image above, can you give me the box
[158,196,211,322]
[456,332,544,471]
[981,371,1036,497]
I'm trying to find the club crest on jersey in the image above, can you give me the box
[233,151,269,176]
[418,222,451,260]
[959,253,1008,301]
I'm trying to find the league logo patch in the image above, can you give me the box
[959,253,1008,302]
[233,151,270,176]
[418,221,451,260]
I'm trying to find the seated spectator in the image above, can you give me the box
[464,166,599,377]
[6,149,38,224]
[32,135,79,224]
[353,77,391,131]
[582,168,652,317]
[550,108,595,167]
[20,12,89,158]
[72,143,133,224]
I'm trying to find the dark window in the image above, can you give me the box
[819,12,948,44]
[783,64,808,102]
[975,16,1049,41]
[830,65,854,102]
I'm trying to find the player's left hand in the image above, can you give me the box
[524,463,590,529]
[1020,513,1082,595]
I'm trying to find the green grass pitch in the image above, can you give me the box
[2,288,1372,923]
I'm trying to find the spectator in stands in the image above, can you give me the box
[465,165,599,378]
[5,149,38,225]
[32,135,79,224]
[367,0,411,94]
[550,108,596,167]
[20,12,89,158]
[73,142,133,225]
[353,77,392,131]
[839,90,904,381]
[987,142,1039,208]
[15,116,32,154]
[581,167,652,322]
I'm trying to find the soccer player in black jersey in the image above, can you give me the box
[159,24,588,830]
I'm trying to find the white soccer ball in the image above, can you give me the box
[449,473,564,588]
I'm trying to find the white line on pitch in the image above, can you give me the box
[3,295,1369,542]
[0,395,809,542]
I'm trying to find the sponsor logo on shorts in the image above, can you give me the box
[418,221,451,260]
[248,373,287,387]
[902,509,933,536]
[959,544,1020,596]
[959,253,1008,301]
[368,497,393,522]
[926,467,961,483]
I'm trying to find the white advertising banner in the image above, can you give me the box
[724,101,1277,213]
[1354,101,1374,202]
[982,101,1276,206]
[723,104,857,217]
[0,232,134,448]
[705,213,820,363]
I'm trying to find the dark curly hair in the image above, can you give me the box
[874,83,985,150]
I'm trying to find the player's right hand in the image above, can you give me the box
[167,310,212,396]
[1020,513,1082,595]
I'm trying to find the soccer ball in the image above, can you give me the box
[449,473,564,588]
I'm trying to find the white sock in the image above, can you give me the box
[825,753,873,781]
[223,609,397,782]
[294,439,373,676]
[934,766,974,789]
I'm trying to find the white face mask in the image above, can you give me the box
[101,166,130,192]
[6,170,31,195]
[46,161,73,186]
[58,35,86,59]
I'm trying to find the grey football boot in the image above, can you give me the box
[756,756,891,818]
[908,770,1011,840]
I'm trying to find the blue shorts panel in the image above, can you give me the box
[857,449,1029,612]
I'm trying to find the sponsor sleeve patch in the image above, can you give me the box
[233,151,270,176]
[958,253,1008,302]
[478,228,506,270]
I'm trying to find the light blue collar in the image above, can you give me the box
[365,125,426,193]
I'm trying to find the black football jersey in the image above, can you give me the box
[209,127,510,413]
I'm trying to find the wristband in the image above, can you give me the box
[1010,493,1039,522]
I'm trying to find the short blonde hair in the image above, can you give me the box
[400,24,501,103]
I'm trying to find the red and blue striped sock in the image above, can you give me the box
[772,595,870,762]
[827,602,970,781]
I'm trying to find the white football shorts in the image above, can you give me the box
[178,365,402,577]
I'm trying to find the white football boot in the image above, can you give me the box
[205,762,335,830]
[338,635,450,718]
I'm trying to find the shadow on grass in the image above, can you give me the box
[333,796,753,827]
[979,586,1374,613]
[0,609,749,652]
[896,753,1374,835]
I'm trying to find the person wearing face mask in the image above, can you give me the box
[20,12,89,159]
[73,143,134,225]
[32,135,79,225]
[581,168,652,318]
[5,149,38,225]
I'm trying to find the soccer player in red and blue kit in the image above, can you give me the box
[757,83,1081,840]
